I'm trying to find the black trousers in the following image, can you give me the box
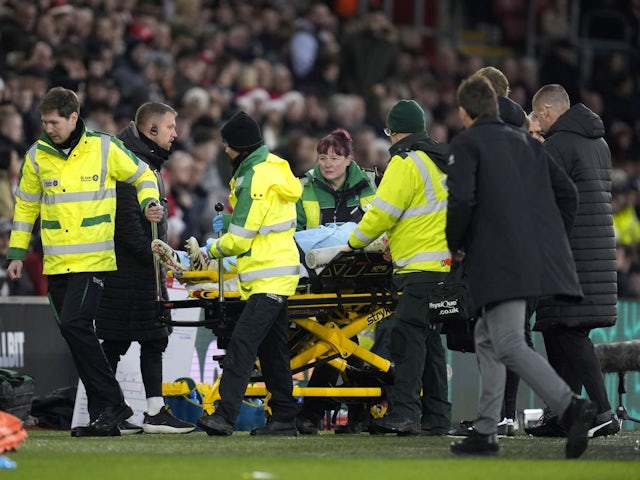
[543,326,611,415]
[390,272,451,428]
[48,273,125,421]
[101,337,169,399]
[215,293,298,424]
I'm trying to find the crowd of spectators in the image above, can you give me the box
[0,0,638,298]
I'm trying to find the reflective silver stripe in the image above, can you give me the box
[229,223,258,239]
[395,151,447,221]
[258,219,296,235]
[42,189,116,204]
[215,239,225,257]
[353,226,373,245]
[11,221,33,232]
[44,240,114,255]
[123,162,148,184]
[137,180,157,190]
[402,200,447,219]
[372,197,404,218]
[100,134,109,190]
[235,176,244,187]
[238,265,300,283]
[394,250,450,268]
[28,144,39,175]
[15,188,42,203]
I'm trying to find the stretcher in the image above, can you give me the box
[158,250,398,415]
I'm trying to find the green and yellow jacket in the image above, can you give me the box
[349,133,451,274]
[208,146,302,299]
[9,124,159,274]
[296,162,376,229]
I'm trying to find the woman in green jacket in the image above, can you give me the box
[295,129,377,435]
[296,129,375,230]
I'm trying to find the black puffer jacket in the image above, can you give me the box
[535,104,617,330]
[95,122,170,341]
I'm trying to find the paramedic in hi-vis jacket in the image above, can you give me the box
[6,87,162,436]
[196,111,302,437]
[345,100,453,436]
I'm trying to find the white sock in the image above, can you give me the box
[147,397,165,416]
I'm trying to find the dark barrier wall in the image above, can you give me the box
[0,297,78,396]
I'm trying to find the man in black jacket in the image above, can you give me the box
[95,102,194,434]
[530,84,620,438]
[447,76,595,458]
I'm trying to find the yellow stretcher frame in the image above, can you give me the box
[159,270,398,415]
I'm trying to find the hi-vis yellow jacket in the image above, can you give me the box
[208,146,302,299]
[9,129,159,275]
[349,149,450,274]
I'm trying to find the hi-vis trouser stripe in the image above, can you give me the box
[238,265,300,283]
[228,219,296,239]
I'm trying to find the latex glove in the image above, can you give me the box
[222,257,234,272]
[212,214,224,234]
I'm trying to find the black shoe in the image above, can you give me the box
[250,420,297,436]
[88,403,134,435]
[71,426,121,437]
[448,420,474,437]
[373,415,420,436]
[119,420,143,435]
[143,406,196,434]
[197,413,233,436]
[589,413,621,438]
[450,428,500,456]
[561,396,596,459]
[335,421,366,434]
[421,425,450,436]
[524,408,566,437]
[295,417,319,435]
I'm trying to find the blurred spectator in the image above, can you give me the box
[611,168,640,246]
[84,100,117,134]
[539,39,581,103]
[339,9,399,122]
[289,3,339,93]
[0,2,38,68]
[49,44,87,92]
[23,230,47,296]
[616,243,639,298]
[0,104,25,153]
[0,144,20,219]
[273,129,318,177]
[0,217,34,296]
[112,29,153,105]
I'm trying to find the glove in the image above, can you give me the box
[222,257,234,272]
[212,214,224,234]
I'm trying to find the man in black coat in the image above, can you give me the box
[95,102,194,434]
[530,84,620,438]
[446,76,595,458]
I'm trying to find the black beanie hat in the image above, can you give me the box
[221,111,263,153]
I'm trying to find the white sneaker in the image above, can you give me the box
[142,406,196,434]
[497,417,516,437]
[185,236,212,271]
[151,239,186,272]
